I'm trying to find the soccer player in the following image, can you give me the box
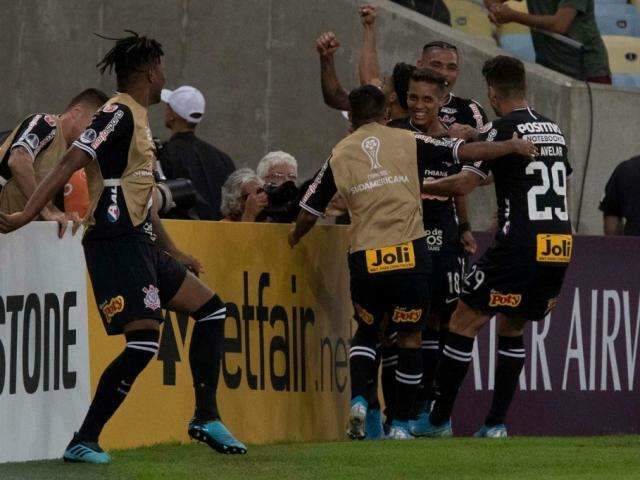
[290,85,536,440]
[0,89,108,233]
[0,31,246,463]
[413,56,573,438]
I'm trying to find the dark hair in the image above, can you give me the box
[65,88,109,111]
[348,85,386,127]
[482,55,526,98]
[391,62,415,110]
[96,30,164,88]
[422,40,458,56]
[409,68,449,92]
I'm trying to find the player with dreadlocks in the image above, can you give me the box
[0,31,246,463]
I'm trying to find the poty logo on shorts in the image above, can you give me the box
[354,303,374,325]
[392,307,423,323]
[489,291,522,308]
[143,284,161,311]
[100,295,125,323]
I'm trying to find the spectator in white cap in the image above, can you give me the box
[158,85,235,220]
[256,151,298,187]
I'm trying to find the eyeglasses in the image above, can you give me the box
[265,172,297,182]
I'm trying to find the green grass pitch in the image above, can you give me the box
[3,436,639,480]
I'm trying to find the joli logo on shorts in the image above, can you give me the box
[489,291,522,308]
[392,307,423,323]
[536,234,572,263]
[100,295,125,323]
[366,242,415,273]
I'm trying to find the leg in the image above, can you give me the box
[415,314,443,414]
[479,315,526,435]
[393,330,423,423]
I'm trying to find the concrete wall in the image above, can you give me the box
[0,0,638,233]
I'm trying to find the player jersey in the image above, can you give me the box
[439,93,488,130]
[300,122,426,253]
[0,113,67,214]
[388,117,465,255]
[463,106,573,264]
[73,93,156,242]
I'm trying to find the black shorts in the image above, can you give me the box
[84,238,188,335]
[429,253,465,318]
[460,244,568,321]
[349,238,430,333]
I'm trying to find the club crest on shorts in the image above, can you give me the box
[143,284,160,311]
[99,295,125,323]
[361,136,382,170]
[489,291,522,308]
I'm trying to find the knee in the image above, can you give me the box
[397,330,422,349]
[497,315,526,337]
[448,302,487,337]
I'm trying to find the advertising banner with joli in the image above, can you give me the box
[0,223,90,463]
[90,221,354,449]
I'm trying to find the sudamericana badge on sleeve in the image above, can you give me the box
[536,234,573,263]
[366,242,415,273]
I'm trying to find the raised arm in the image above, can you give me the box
[422,169,483,197]
[317,32,350,111]
[358,4,383,88]
[457,133,537,164]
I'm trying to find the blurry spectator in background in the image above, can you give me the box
[600,156,640,236]
[257,151,298,186]
[159,85,235,220]
[484,0,611,83]
[390,0,451,26]
[220,168,267,222]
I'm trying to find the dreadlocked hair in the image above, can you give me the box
[96,30,163,88]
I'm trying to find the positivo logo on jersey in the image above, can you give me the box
[366,242,416,274]
[536,234,572,263]
[489,291,522,308]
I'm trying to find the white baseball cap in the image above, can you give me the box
[161,86,206,124]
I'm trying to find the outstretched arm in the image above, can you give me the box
[317,32,350,111]
[458,133,537,164]
[422,170,483,197]
[289,210,319,247]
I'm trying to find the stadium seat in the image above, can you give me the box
[603,35,640,88]
[500,34,537,62]
[595,0,630,4]
[444,0,496,41]
[595,4,640,37]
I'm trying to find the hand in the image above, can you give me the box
[359,4,377,26]
[43,209,82,239]
[173,250,204,275]
[316,32,341,58]
[242,191,268,222]
[510,132,538,158]
[288,227,300,248]
[461,230,477,255]
[448,123,479,142]
[0,211,30,234]
[488,4,516,25]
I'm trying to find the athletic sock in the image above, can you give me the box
[394,347,423,421]
[190,295,227,421]
[77,329,159,442]
[429,332,474,426]
[380,343,398,422]
[367,341,382,410]
[485,335,525,426]
[349,325,378,402]
[414,328,440,413]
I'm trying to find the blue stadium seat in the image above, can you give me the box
[499,34,536,63]
[595,5,640,37]
[612,73,640,88]
[595,0,629,4]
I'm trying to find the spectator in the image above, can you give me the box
[600,156,640,236]
[390,0,451,26]
[220,168,268,222]
[484,0,611,83]
[159,85,235,220]
[256,151,298,187]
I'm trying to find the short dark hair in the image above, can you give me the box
[96,30,164,89]
[391,62,415,110]
[422,40,458,56]
[482,55,526,98]
[348,85,386,127]
[409,68,449,93]
[65,88,109,111]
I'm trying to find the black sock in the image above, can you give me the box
[380,344,397,422]
[394,347,423,421]
[430,332,474,426]
[485,335,525,426]
[77,330,159,442]
[367,342,382,410]
[190,295,227,421]
[415,328,440,413]
[349,325,378,402]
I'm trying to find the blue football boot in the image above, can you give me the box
[365,408,385,440]
[474,424,508,438]
[410,413,453,437]
[188,419,247,454]
[63,434,111,464]
[387,420,414,440]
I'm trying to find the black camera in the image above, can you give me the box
[261,181,300,223]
